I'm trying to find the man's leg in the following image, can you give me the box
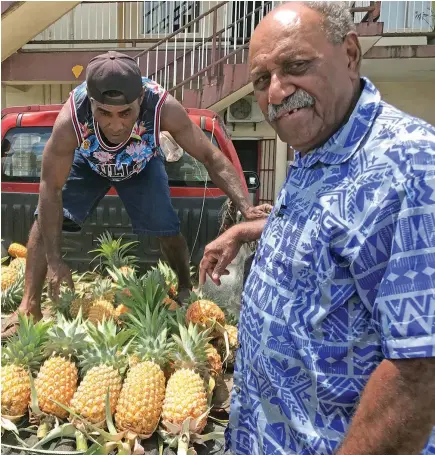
[114,157,192,300]
[1,151,110,339]
[159,233,192,296]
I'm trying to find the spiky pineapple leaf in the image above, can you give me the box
[2,314,51,371]
[90,232,138,270]
[1,267,25,313]
[43,312,87,360]
[171,323,212,373]
[79,319,134,375]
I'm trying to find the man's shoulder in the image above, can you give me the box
[369,100,435,181]
[141,77,166,98]
[374,100,435,144]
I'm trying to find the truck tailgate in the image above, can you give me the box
[1,192,226,271]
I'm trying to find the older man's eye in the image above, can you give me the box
[253,75,269,89]
[284,61,308,74]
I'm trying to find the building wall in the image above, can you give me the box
[2,80,435,128]
[376,81,435,126]
[1,84,78,108]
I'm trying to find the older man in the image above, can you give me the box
[200,2,435,454]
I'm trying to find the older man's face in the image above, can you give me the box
[249,5,360,153]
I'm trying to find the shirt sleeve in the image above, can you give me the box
[371,172,435,359]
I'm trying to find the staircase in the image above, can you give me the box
[1,1,81,62]
[134,1,384,110]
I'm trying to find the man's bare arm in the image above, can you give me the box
[200,218,267,285]
[337,358,435,455]
[160,95,269,220]
[38,101,78,284]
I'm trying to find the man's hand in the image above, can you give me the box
[200,218,268,286]
[47,259,74,302]
[242,203,273,221]
[199,229,243,286]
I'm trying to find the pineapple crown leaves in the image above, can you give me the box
[133,328,174,368]
[79,320,134,375]
[92,276,115,299]
[222,307,239,327]
[43,311,88,360]
[117,269,169,318]
[85,318,135,348]
[155,260,177,285]
[125,303,171,340]
[167,306,188,337]
[171,323,213,373]
[2,314,51,371]
[49,286,81,319]
[90,231,138,269]
[185,290,203,306]
[107,266,139,289]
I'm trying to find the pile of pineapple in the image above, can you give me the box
[1,242,27,313]
[0,233,239,455]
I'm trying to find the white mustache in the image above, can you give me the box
[268,90,315,122]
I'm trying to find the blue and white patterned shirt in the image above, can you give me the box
[227,78,435,455]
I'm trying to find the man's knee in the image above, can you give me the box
[158,233,185,247]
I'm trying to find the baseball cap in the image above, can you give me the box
[86,51,143,105]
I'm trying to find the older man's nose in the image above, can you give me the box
[268,73,296,106]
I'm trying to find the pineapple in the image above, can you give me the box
[1,265,25,313]
[114,304,129,323]
[1,266,19,291]
[70,319,133,424]
[163,296,179,311]
[53,287,91,320]
[9,257,26,271]
[35,313,87,419]
[87,278,116,325]
[161,323,212,435]
[185,294,225,333]
[115,274,174,437]
[206,343,223,377]
[90,232,138,279]
[216,324,239,364]
[1,314,50,417]
[69,293,93,319]
[8,242,27,258]
[115,314,173,436]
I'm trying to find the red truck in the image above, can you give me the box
[1,104,259,271]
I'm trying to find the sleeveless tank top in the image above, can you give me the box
[69,77,167,182]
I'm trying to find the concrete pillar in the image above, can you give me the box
[274,135,288,199]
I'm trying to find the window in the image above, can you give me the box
[164,131,216,187]
[143,1,200,35]
[1,127,51,182]
[1,127,218,187]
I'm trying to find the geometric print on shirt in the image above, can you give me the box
[227,78,435,455]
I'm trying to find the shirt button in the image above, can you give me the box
[234,386,241,394]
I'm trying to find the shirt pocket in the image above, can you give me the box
[265,205,321,292]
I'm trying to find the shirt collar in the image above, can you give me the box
[291,77,381,168]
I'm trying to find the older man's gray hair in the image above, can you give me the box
[305,1,356,44]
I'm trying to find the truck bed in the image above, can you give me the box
[1,191,227,271]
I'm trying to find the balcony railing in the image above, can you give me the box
[23,0,434,52]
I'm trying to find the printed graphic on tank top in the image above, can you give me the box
[70,77,167,181]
